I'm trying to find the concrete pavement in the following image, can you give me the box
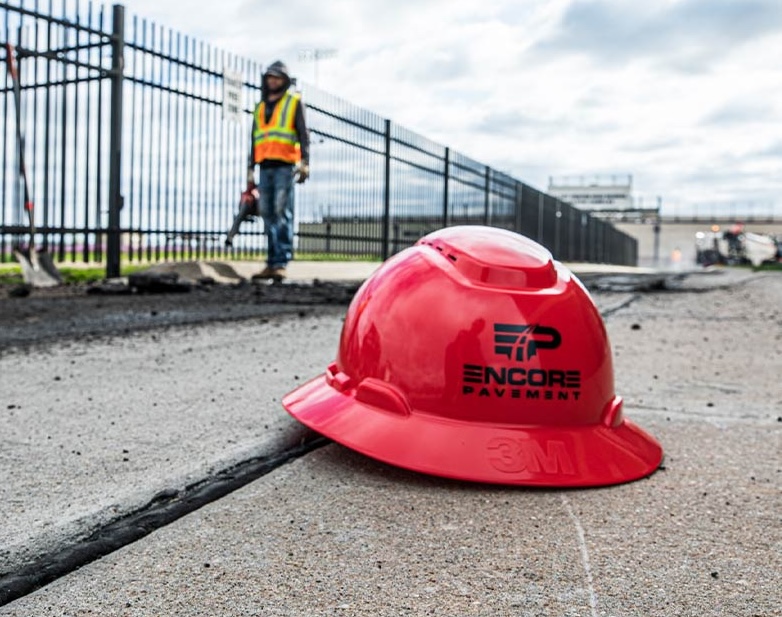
[1,265,779,615]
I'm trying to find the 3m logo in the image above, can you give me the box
[487,438,575,475]
[494,324,561,362]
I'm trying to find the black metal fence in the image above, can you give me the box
[1,1,637,277]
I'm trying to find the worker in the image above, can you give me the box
[242,60,310,281]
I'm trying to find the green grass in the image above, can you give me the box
[0,264,151,286]
[0,270,24,286]
[0,252,381,286]
[747,261,782,271]
[295,252,382,262]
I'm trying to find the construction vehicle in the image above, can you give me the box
[695,223,779,267]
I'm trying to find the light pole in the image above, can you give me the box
[298,48,337,86]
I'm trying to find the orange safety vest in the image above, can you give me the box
[252,92,302,164]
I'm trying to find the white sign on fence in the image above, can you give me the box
[222,70,243,123]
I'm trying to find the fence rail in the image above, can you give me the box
[1,1,638,275]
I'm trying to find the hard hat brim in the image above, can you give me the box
[283,375,663,488]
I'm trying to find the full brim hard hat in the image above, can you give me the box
[285,374,660,487]
[283,226,663,487]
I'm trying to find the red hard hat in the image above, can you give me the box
[283,226,663,487]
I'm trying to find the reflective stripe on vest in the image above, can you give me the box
[252,92,301,164]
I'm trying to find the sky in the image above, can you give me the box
[118,0,782,217]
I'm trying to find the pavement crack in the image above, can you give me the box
[561,494,599,617]
[0,433,330,607]
[600,294,642,319]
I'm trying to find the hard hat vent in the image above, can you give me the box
[419,226,558,289]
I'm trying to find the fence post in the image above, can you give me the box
[580,212,588,262]
[442,146,449,228]
[537,192,544,242]
[483,166,490,225]
[107,4,125,278]
[381,118,391,260]
[514,182,523,234]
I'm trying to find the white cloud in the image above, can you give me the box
[118,0,782,214]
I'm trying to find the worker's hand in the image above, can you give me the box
[296,162,309,184]
[247,180,256,193]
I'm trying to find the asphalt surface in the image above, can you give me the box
[0,279,361,352]
[0,264,779,615]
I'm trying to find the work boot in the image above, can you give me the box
[271,267,287,282]
[251,266,275,280]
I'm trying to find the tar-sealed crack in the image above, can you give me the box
[0,433,330,606]
[599,294,642,319]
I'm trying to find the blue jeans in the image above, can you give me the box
[257,165,295,268]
